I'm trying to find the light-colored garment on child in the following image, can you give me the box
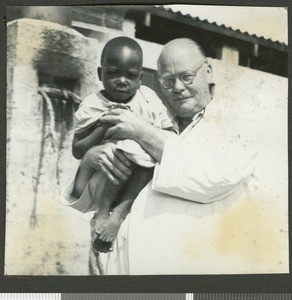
[61,85,174,213]
[74,85,173,167]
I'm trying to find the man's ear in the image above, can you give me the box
[97,67,102,81]
[206,63,214,85]
[206,63,215,96]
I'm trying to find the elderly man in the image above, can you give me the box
[66,38,288,274]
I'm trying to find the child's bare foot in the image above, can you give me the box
[91,213,108,235]
[90,213,112,252]
[90,213,108,235]
[98,212,123,243]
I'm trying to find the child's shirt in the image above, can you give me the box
[74,85,173,135]
[74,85,174,167]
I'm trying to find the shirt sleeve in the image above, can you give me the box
[152,128,260,204]
[74,94,106,135]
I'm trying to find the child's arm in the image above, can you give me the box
[72,122,112,159]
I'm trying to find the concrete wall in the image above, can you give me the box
[6,18,99,275]
[6,18,288,275]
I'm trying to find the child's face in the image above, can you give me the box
[99,47,143,103]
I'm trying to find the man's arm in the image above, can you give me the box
[100,109,173,162]
[72,122,112,159]
[100,109,259,204]
[152,130,260,204]
[134,125,173,162]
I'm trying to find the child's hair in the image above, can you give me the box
[100,36,143,66]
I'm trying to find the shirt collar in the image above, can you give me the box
[172,105,207,132]
[172,95,220,135]
[99,90,135,110]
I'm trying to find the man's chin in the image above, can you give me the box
[173,106,198,118]
[172,102,192,112]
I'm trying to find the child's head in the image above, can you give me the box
[98,36,143,103]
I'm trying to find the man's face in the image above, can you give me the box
[99,47,143,103]
[158,47,213,119]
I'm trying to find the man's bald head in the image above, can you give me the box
[157,38,206,75]
[157,38,213,119]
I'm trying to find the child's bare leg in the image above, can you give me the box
[72,158,95,199]
[89,169,132,252]
[88,171,123,247]
[98,166,154,243]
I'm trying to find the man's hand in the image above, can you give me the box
[84,143,132,185]
[100,108,170,163]
[100,108,149,142]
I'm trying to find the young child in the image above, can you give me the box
[70,37,175,253]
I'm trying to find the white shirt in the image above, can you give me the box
[104,96,288,275]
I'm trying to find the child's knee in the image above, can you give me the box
[72,179,87,199]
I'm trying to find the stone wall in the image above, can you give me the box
[6,18,99,275]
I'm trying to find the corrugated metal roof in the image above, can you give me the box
[154,5,287,47]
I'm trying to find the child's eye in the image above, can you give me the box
[107,70,118,76]
[127,73,139,80]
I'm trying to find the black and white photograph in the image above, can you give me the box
[5,4,289,276]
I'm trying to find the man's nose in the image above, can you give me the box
[173,77,185,93]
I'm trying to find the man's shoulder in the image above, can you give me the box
[139,85,156,94]
[140,85,159,95]
[137,85,162,104]
[203,95,263,144]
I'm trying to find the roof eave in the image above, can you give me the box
[147,6,287,53]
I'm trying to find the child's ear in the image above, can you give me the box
[97,67,102,81]
[139,71,144,83]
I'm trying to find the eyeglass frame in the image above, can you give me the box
[158,60,208,89]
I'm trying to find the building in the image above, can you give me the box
[7,5,288,95]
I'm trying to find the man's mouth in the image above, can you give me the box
[173,96,190,101]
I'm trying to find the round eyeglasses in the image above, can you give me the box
[159,61,207,89]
